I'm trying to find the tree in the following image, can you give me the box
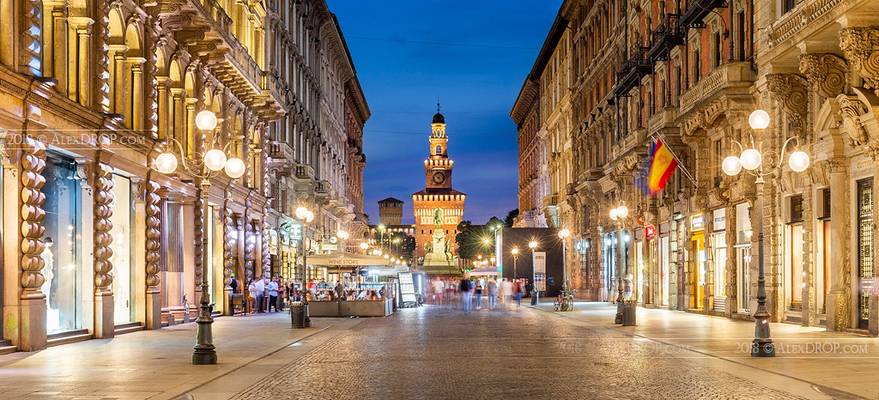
[504,209,519,227]
[455,217,502,263]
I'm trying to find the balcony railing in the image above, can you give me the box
[648,14,685,62]
[294,164,315,180]
[678,61,754,115]
[767,0,843,47]
[614,47,653,97]
[679,0,727,28]
[268,141,295,161]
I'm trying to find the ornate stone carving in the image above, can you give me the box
[144,179,162,289]
[262,220,271,279]
[93,162,115,292]
[839,27,879,90]
[243,217,255,282]
[144,18,160,138]
[766,73,809,133]
[94,0,111,112]
[799,54,847,98]
[836,94,870,147]
[18,0,42,74]
[20,137,47,294]
[223,197,234,288]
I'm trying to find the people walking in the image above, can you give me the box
[513,280,523,308]
[474,281,483,310]
[246,279,256,314]
[500,278,512,307]
[459,277,473,311]
[253,278,266,313]
[487,279,498,310]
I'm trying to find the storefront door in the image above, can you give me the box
[816,220,830,313]
[713,232,727,312]
[660,235,670,307]
[603,233,616,302]
[856,178,873,330]
[735,202,752,314]
[690,232,705,310]
[787,223,804,311]
[111,174,135,325]
[43,156,84,334]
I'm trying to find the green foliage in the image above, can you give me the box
[455,217,501,261]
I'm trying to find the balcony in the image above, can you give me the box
[293,164,315,181]
[679,61,754,116]
[680,0,728,28]
[155,0,284,120]
[613,47,653,97]
[268,141,295,162]
[767,0,844,48]
[648,14,685,62]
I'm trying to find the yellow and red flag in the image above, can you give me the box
[647,138,677,195]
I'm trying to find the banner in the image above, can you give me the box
[533,251,546,291]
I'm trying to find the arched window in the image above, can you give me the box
[435,145,442,155]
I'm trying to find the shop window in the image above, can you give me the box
[856,178,873,329]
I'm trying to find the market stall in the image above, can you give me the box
[305,252,396,317]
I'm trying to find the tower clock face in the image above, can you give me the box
[432,172,445,184]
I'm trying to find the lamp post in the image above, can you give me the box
[558,228,571,291]
[721,109,809,357]
[377,224,386,252]
[528,240,539,304]
[609,205,630,324]
[294,206,315,328]
[153,109,246,365]
[511,247,519,281]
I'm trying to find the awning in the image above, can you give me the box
[470,267,499,276]
[307,252,391,267]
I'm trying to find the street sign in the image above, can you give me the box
[533,251,546,291]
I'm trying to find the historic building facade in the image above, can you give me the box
[0,0,367,353]
[412,111,466,261]
[519,0,879,335]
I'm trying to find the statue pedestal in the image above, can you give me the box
[420,228,458,275]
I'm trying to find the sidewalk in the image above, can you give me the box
[532,301,879,399]
[0,313,361,400]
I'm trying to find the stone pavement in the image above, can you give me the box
[0,312,361,400]
[531,301,879,399]
[200,304,853,400]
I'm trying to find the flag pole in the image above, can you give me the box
[652,133,697,187]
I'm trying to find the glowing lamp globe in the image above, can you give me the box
[609,208,619,220]
[295,206,309,220]
[359,242,369,250]
[788,150,810,172]
[511,247,519,255]
[748,109,770,130]
[195,110,218,131]
[154,152,178,174]
[337,230,349,240]
[617,206,629,219]
[558,228,571,239]
[203,149,227,172]
[224,157,246,179]
[739,149,762,171]
[721,156,742,176]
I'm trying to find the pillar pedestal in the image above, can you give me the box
[18,295,47,351]
[93,292,114,339]
[825,289,849,332]
[145,289,162,330]
[223,288,233,316]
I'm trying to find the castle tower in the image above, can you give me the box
[378,197,404,226]
[412,108,466,273]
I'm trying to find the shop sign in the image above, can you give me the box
[533,251,546,291]
[713,209,726,231]
[320,243,338,252]
[268,229,279,255]
[645,224,657,240]
[398,272,417,304]
[690,214,705,231]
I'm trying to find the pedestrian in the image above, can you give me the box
[500,278,512,306]
[253,278,266,313]
[474,281,483,310]
[459,276,473,311]
[267,278,279,312]
[246,279,256,314]
[230,274,239,293]
[514,280,523,308]
[487,279,498,310]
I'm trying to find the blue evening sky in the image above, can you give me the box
[327,0,562,224]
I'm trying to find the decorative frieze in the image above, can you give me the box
[93,162,115,293]
[20,136,47,294]
[799,54,847,98]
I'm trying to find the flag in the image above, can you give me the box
[647,137,677,195]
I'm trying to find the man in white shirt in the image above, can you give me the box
[268,278,279,312]
[253,278,266,313]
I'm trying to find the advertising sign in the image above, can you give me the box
[533,251,546,291]
[398,272,417,305]
[645,224,657,240]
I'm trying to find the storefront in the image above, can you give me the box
[711,209,727,313]
[689,214,706,310]
[110,174,136,325]
[734,202,752,314]
[815,188,831,315]
[162,201,187,322]
[784,195,805,312]
[602,231,617,302]
[42,155,87,334]
[659,223,670,307]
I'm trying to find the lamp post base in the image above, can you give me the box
[192,306,217,365]
[615,301,624,324]
[751,338,775,357]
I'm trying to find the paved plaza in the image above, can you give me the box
[3,302,877,399]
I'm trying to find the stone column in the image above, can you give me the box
[725,203,737,317]
[129,59,145,131]
[92,0,110,112]
[825,160,851,331]
[92,161,115,338]
[222,195,235,316]
[18,0,42,75]
[16,136,48,350]
[68,17,94,107]
[144,179,162,330]
[193,178,204,300]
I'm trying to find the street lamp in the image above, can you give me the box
[721,109,809,357]
[527,240,539,304]
[511,247,520,281]
[153,109,245,365]
[294,206,314,328]
[609,204,630,324]
[359,242,369,252]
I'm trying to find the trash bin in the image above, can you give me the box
[290,302,306,328]
[622,301,636,326]
[530,290,539,305]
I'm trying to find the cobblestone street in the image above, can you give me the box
[212,305,847,400]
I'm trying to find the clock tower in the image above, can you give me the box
[412,108,466,273]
